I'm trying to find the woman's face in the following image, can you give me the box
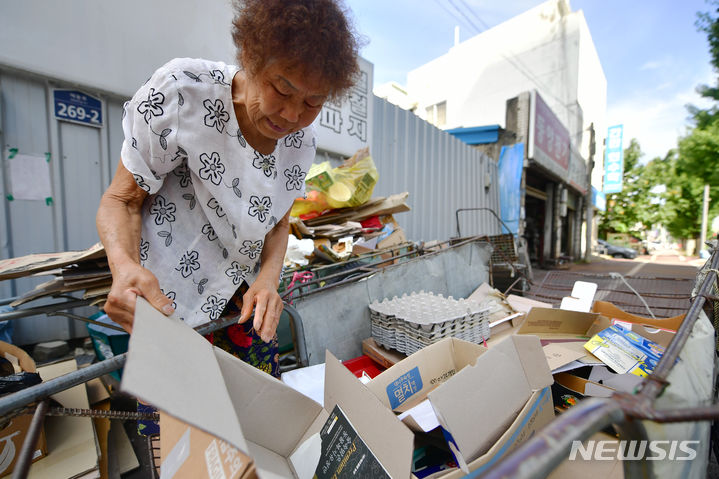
[244,62,329,141]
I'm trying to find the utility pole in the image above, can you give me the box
[700,183,710,255]
[584,123,596,261]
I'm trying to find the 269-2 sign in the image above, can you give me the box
[53,90,103,128]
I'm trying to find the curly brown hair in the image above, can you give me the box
[232,0,361,100]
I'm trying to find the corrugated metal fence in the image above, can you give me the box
[371,96,501,241]
[0,68,125,343]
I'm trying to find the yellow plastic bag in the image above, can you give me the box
[291,147,379,217]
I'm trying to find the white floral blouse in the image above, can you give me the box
[121,58,315,327]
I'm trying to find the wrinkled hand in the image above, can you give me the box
[238,279,283,343]
[105,262,175,333]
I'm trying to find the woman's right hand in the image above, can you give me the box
[104,261,175,333]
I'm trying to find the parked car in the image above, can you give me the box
[597,239,637,259]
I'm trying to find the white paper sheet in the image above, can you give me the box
[8,154,52,201]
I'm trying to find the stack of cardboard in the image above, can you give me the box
[0,243,110,309]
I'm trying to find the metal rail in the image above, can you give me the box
[483,245,719,479]
[280,237,490,302]
[0,309,258,421]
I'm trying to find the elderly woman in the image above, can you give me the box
[97,0,359,384]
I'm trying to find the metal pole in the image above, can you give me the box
[11,400,48,479]
[700,183,710,255]
[584,123,595,261]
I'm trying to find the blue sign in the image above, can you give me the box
[603,125,623,193]
[498,143,524,234]
[53,90,103,127]
[386,366,423,409]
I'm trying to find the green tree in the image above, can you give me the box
[598,139,661,238]
[672,0,719,243]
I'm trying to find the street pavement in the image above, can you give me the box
[533,247,705,284]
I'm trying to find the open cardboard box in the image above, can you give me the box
[122,298,414,479]
[592,300,684,331]
[365,336,554,475]
[0,341,47,478]
[516,306,676,369]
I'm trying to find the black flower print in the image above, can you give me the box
[149,195,176,225]
[176,250,200,278]
[209,69,230,85]
[284,130,304,148]
[173,162,192,188]
[133,174,150,192]
[139,238,150,262]
[201,295,227,321]
[198,152,226,186]
[203,99,230,133]
[161,289,177,310]
[202,223,218,241]
[240,239,263,259]
[284,165,306,191]
[248,195,272,222]
[225,261,251,285]
[172,146,188,163]
[252,151,277,178]
[207,197,226,218]
[137,88,165,123]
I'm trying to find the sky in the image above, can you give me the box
[344,0,716,162]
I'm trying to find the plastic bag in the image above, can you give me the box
[291,147,379,217]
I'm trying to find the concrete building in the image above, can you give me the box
[402,0,607,265]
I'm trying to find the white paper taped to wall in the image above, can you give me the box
[8,154,52,201]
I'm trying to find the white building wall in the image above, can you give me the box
[406,0,606,174]
[0,0,237,98]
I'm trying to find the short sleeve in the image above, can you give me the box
[121,62,183,194]
[294,124,318,199]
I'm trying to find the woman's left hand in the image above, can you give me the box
[238,278,284,342]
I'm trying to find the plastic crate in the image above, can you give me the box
[86,313,129,381]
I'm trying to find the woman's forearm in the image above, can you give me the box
[256,209,292,286]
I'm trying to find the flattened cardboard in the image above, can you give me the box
[543,342,587,371]
[0,242,105,281]
[427,335,553,466]
[122,298,413,479]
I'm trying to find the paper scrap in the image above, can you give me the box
[8,154,52,201]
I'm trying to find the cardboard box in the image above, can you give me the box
[0,414,47,478]
[592,300,684,331]
[366,336,553,473]
[160,413,257,479]
[366,338,489,415]
[427,335,553,470]
[0,340,47,478]
[122,298,414,479]
[517,307,676,371]
[424,385,554,478]
[517,307,600,341]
